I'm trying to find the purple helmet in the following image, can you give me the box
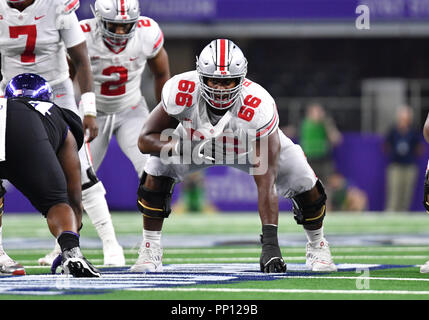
[4,73,53,101]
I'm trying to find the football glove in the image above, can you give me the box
[259,225,286,273]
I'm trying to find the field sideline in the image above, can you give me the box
[1,211,429,304]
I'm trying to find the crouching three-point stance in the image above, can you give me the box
[0,74,100,277]
[131,39,337,273]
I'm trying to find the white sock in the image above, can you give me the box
[143,230,162,248]
[304,226,324,245]
[82,182,119,248]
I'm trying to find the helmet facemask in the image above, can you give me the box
[196,39,248,111]
[199,75,244,110]
[6,0,30,8]
[100,20,137,47]
[91,0,139,50]
[6,0,28,4]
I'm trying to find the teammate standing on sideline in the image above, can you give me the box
[131,39,337,273]
[0,73,100,277]
[0,0,124,268]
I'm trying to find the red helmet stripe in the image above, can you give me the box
[217,39,228,72]
[219,39,226,71]
[118,0,126,16]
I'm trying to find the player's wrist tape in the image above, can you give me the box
[260,224,279,246]
[80,92,97,117]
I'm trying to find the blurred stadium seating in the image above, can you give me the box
[5,0,429,212]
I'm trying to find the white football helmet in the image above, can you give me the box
[196,39,248,110]
[91,0,139,48]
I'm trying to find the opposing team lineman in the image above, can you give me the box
[132,39,337,273]
[1,73,100,277]
[0,0,125,269]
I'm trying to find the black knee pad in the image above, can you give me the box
[0,180,6,198]
[137,172,176,219]
[292,179,327,226]
[82,167,99,191]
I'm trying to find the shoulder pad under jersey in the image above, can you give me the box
[237,79,279,140]
[135,16,164,58]
[62,0,80,14]
[49,0,79,14]
[161,71,199,120]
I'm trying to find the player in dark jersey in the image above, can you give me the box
[0,73,100,277]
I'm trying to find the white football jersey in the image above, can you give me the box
[162,71,279,161]
[0,0,85,90]
[80,16,164,114]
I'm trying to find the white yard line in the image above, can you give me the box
[5,247,429,255]
[280,275,429,282]
[163,247,429,254]
[127,287,429,295]
[162,256,427,261]
[13,254,428,265]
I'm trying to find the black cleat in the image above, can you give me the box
[61,247,101,278]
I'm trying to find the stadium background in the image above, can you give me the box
[5,0,429,213]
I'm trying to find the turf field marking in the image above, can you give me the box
[155,255,428,262]
[11,254,429,266]
[276,275,429,282]
[126,287,429,295]
[0,263,415,296]
[22,265,425,275]
[165,247,429,254]
[6,246,429,256]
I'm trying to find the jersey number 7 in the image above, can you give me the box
[9,25,37,63]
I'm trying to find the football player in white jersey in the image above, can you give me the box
[132,39,337,273]
[69,0,168,266]
[0,0,124,270]
[77,0,169,170]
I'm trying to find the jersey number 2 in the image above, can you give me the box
[101,66,128,96]
[9,25,37,63]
